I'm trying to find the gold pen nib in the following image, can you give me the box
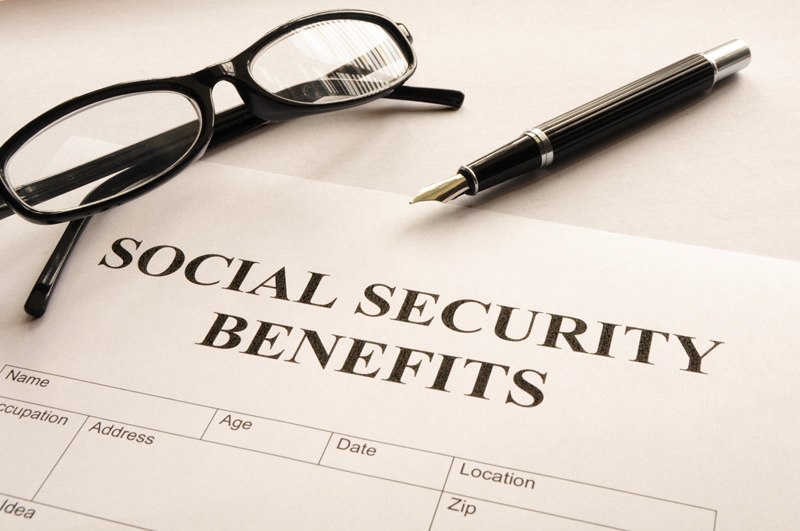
[410,174,470,204]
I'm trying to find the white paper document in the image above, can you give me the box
[1,160,799,530]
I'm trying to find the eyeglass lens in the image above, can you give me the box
[5,92,202,214]
[250,19,410,104]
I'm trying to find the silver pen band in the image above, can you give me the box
[459,165,479,193]
[524,128,554,168]
[701,39,751,86]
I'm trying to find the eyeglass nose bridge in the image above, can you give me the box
[193,60,238,87]
[188,60,287,123]
[217,60,237,77]
[191,60,285,122]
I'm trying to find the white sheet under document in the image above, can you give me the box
[0,160,798,530]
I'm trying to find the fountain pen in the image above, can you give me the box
[411,40,751,204]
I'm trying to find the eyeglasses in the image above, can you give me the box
[0,10,463,317]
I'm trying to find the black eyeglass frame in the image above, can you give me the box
[0,9,458,225]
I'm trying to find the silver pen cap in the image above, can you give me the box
[702,39,751,85]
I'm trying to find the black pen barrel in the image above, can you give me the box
[535,54,715,160]
[458,40,750,195]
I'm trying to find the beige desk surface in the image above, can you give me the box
[1,0,797,264]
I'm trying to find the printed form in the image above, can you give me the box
[1,159,799,530]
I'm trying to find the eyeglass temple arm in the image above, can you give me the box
[386,86,464,108]
[273,80,463,110]
[24,167,143,317]
[23,105,267,317]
